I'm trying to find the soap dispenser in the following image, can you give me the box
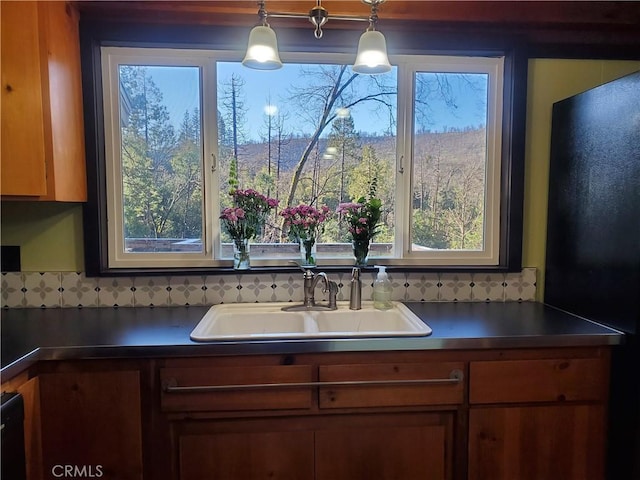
[372,265,393,310]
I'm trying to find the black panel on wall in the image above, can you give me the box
[1,246,21,272]
[545,70,640,335]
[545,70,640,480]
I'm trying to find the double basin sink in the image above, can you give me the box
[190,302,432,341]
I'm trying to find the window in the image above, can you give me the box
[92,43,520,272]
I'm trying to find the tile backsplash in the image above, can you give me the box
[1,268,536,309]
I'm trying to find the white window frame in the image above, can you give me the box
[101,47,218,268]
[101,47,504,269]
[393,55,504,266]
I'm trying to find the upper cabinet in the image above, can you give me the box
[1,1,86,201]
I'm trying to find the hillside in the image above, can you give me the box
[234,127,486,175]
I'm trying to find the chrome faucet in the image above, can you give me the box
[282,269,338,311]
[349,267,362,310]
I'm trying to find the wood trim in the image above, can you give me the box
[74,1,640,28]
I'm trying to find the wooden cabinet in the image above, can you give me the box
[1,346,611,480]
[315,413,452,480]
[1,371,42,480]
[1,362,144,480]
[1,1,86,201]
[38,370,143,480]
[177,420,314,480]
[468,404,606,480]
[467,353,610,480]
[160,354,463,480]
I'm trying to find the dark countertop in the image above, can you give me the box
[0,302,623,381]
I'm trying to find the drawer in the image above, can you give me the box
[469,358,608,404]
[161,365,313,412]
[318,362,465,409]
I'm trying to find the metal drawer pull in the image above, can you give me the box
[163,369,463,393]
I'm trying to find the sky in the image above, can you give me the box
[144,61,487,141]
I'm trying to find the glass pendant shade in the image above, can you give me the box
[352,30,391,74]
[242,25,283,70]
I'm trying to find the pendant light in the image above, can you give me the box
[242,1,283,70]
[242,0,390,75]
[352,0,391,74]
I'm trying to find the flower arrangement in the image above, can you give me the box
[220,188,278,269]
[220,188,279,241]
[337,194,382,265]
[280,204,331,266]
[280,204,331,242]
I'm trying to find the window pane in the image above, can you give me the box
[118,65,203,253]
[411,72,488,251]
[216,62,397,260]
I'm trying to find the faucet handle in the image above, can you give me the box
[287,260,316,275]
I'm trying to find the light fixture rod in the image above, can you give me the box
[268,12,369,22]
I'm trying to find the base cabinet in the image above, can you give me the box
[38,370,144,480]
[161,355,463,480]
[315,413,451,480]
[468,405,606,480]
[179,426,314,480]
[1,347,610,480]
[173,412,452,480]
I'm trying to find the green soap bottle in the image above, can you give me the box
[372,265,393,310]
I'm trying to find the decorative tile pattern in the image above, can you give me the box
[61,272,99,307]
[405,272,439,302]
[2,268,537,308]
[237,273,278,303]
[1,272,25,308]
[272,273,305,303]
[471,272,505,302]
[133,276,171,307]
[203,275,238,305]
[23,272,61,308]
[360,272,375,303]
[504,267,537,301]
[97,277,134,307]
[169,276,205,306]
[439,273,473,302]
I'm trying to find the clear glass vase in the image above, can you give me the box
[233,238,250,270]
[299,238,317,267]
[352,238,371,266]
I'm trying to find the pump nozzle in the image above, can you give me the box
[374,265,388,279]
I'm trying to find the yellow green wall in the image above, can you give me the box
[2,59,639,293]
[1,202,84,272]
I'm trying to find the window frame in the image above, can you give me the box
[394,55,504,266]
[81,21,525,276]
[101,47,219,268]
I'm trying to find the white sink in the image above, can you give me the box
[190,302,432,341]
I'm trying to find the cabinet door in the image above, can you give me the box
[177,421,314,480]
[39,371,143,480]
[468,405,606,480]
[0,1,47,196]
[315,413,452,480]
[0,1,86,200]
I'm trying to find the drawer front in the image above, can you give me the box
[161,365,313,412]
[469,358,608,404]
[318,362,465,409]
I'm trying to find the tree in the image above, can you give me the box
[283,65,395,209]
[346,145,394,243]
[119,66,203,245]
[327,114,360,205]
